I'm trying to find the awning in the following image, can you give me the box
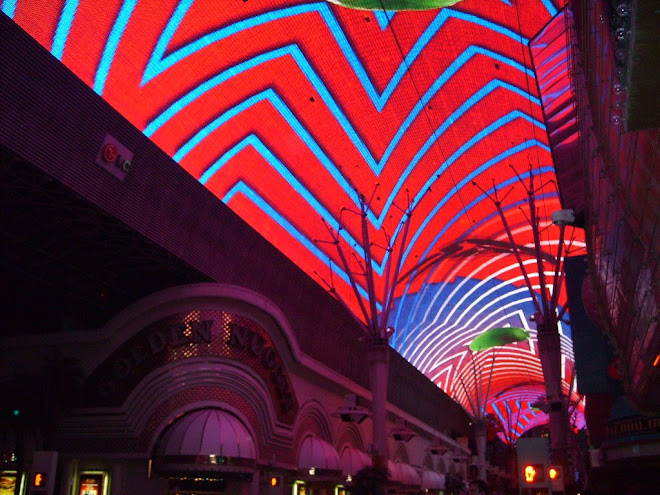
[388,461,420,486]
[155,408,256,459]
[298,436,341,471]
[340,446,371,476]
[421,470,446,490]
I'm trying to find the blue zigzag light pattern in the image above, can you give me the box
[6,0,582,439]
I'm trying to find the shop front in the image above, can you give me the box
[151,408,257,495]
[294,436,344,495]
[1,283,471,495]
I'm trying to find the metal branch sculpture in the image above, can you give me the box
[315,184,416,474]
[472,165,576,472]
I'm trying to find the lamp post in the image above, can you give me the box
[369,330,392,471]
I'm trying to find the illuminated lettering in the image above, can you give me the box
[262,347,277,369]
[95,316,295,417]
[227,323,295,415]
[147,331,167,354]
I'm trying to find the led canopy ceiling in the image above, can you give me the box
[5,0,585,439]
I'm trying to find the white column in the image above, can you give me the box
[368,340,390,471]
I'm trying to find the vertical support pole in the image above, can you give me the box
[474,174,573,482]
[536,319,568,468]
[474,421,487,482]
[369,338,391,475]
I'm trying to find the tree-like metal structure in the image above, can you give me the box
[454,324,531,482]
[453,349,497,482]
[472,166,576,470]
[316,185,415,476]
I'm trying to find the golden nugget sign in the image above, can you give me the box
[226,322,295,414]
[88,312,297,419]
[103,320,214,383]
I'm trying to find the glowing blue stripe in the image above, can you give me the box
[539,57,568,83]
[379,11,528,106]
[542,86,570,102]
[51,0,79,60]
[176,88,371,221]
[492,402,508,425]
[184,90,372,223]
[380,80,538,214]
[541,0,558,17]
[198,133,368,262]
[401,291,536,368]
[540,71,569,95]
[415,186,555,293]
[403,112,547,262]
[1,0,16,17]
[174,78,538,230]
[144,44,378,172]
[93,0,138,95]
[143,2,382,108]
[222,182,376,305]
[145,47,285,136]
[373,10,394,30]
[537,47,567,72]
[172,86,547,280]
[143,0,194,84]
[146,42,533,180]
[141,2,528,112]
[391,168,555,330]
[380,58,537,168]
[393,217,535,345]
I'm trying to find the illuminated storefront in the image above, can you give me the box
[2,283,466,495]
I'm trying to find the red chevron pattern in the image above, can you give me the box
[6,0,585,437]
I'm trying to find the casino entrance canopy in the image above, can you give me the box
[4,0,585,441]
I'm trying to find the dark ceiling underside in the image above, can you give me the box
[0,143,210,336]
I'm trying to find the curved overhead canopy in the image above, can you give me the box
[6,0,585,439]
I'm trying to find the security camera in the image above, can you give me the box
[551,209,575,226]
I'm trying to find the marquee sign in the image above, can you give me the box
[83,311,298,422]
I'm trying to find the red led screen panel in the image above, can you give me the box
[5,0,584,437]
